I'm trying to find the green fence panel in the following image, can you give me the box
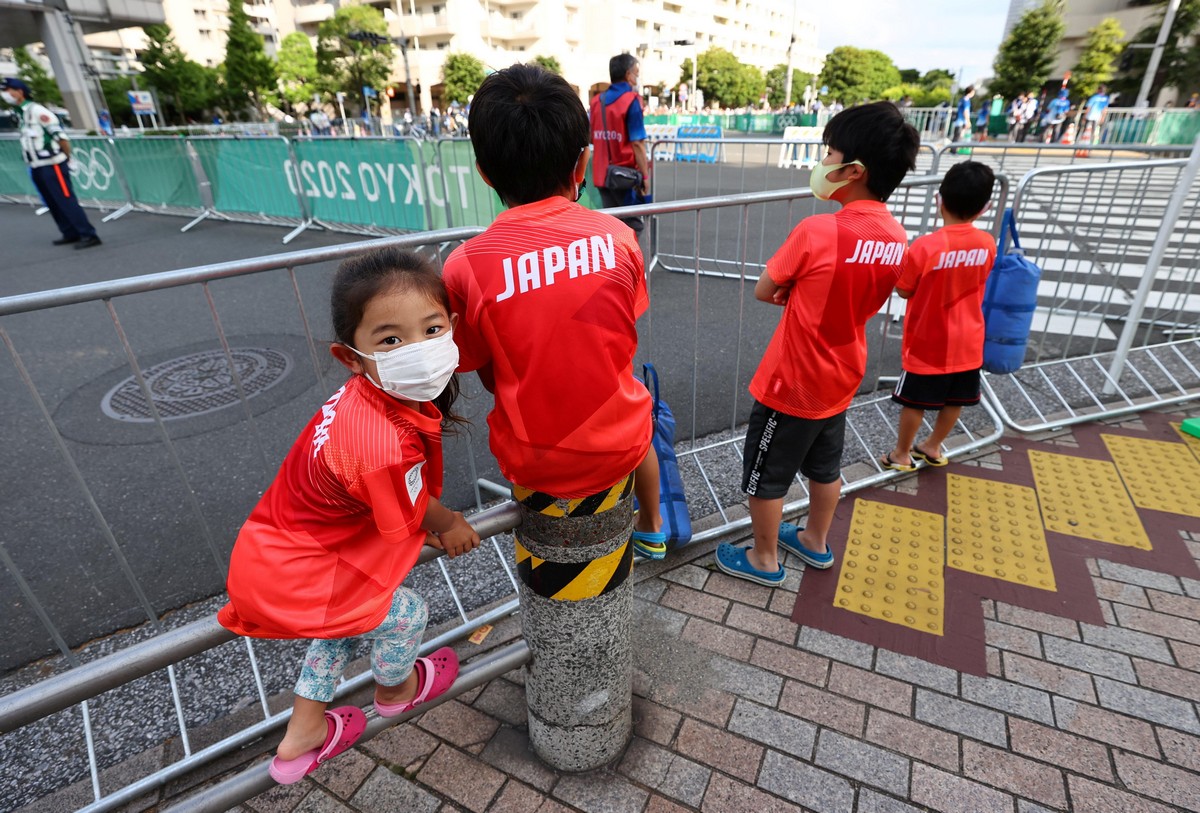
[189,137,302,219]
[1105,117,1153,144]
[422,139,500,229]
[111,138,203,209]
[290,138,426,231]
[0,140,36,198]
[66,137,127,206]
[1150,110,1200,145]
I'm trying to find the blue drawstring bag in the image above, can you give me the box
[982,209,1042,374]
[640,363,692,548]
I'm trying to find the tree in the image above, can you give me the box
[817,46,901,104]
[765,64,814,107]
[100,76,134,125]
[533,55,562,75]
[276,31,319,110]
[679,47,764,108]
[316,5,394,114]
[921,69,956,90]
[223,0,277,115]
[13,47,63,106]
[140,24,221,122]
[1071,18,1126,99]
[990,0,1066,101]
[898,68,921,84]
[1114,0,1200,103]
[442,52,486,104]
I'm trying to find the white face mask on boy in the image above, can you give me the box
[809,159,865,201]
[347,331,459,402]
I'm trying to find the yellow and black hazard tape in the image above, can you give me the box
[512,475,633,519]
[515,536,633,601]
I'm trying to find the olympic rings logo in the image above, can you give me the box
[70,146,116,193]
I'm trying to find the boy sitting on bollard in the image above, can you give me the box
[717,101,919,587]
[441,62,658,770]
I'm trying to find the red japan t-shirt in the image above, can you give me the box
[218,375,442,639]
[896,223,997,375]
[443,196,652,498]
[750,200,909,419]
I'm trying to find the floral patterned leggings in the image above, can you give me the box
[294,586,428,703]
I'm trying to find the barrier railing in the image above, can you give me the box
[981,148,1200,432]
[1,186,1009,811]
[648,169,1008,282]
[187,136,312,242]
[930,140,1193,176]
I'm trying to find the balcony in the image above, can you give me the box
[401,10,453,37]
[292,2,333,26]
[484,15,538,42]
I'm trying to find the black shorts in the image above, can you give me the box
[891,369,981,410]
[741,400,845,499]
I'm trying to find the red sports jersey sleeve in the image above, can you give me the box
[443,196,652,498]
[750,201,909,419]
[217,375,444,639]
[900,224,997,375]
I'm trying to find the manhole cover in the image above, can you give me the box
[101,348,292,422]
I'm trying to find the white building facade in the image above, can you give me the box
[82,0,822,114]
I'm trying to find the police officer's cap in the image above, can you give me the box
[1,77,32,97]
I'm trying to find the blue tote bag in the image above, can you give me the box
[640,363,692,548]
[982,209,1043,374]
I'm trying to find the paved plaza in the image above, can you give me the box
[33,407,1196,813]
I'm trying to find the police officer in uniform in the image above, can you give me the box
[1,77,101,249]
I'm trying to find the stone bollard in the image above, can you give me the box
[512,475,635,771]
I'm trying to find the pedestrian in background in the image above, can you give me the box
[590,54,652,234]
[2,77,101,249]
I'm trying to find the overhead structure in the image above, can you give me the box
[0,0,164,130]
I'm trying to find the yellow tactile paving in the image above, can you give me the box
[1029,449,1152,550]
[1171,422,1200,464]
[835,499,945,635]
[946,474,1056,590]
[1103,433,1200,518]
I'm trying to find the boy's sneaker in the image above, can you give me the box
[777,522,835,569]
[632,530,668,560]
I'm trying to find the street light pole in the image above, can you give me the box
[784,0,798,107]
[1137,0,1181,107]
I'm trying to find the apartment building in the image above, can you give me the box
[80,0,820,114]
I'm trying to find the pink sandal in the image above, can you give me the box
[268,705,367,785]
[374,647,460,718]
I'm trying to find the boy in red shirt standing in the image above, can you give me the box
[442,63,658,768]
[882,161,997,470]
[717,102,920,586]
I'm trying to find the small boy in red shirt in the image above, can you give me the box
[716,102,919,586]
[882,161,997,471]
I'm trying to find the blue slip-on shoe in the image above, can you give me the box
[632,530,668,560]
[778,522,835,570]
[714,542,786,587]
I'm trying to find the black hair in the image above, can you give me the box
[609,54,637,85]
[964,85,975,95]
[822,101,920,201]
[939,160,995,220]
[468,63,589,206]
[331,247,465,428]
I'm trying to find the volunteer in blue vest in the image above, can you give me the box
[589,54,651,234]
[1,77,101,249]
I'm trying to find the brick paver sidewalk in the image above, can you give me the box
[236,415,1200,813]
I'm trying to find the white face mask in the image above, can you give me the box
[1,91,18,106]
[348,331,459,402]
[810,159,865,201]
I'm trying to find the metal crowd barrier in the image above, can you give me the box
[10,147,1200,805]
[648,169,1008,282]
[981,141,1200,432]
[930,140,1193,177]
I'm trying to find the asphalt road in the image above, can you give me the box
[0,152,846,675]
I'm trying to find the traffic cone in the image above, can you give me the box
[1074,123,1091,157]
[1060,122,1076,145]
